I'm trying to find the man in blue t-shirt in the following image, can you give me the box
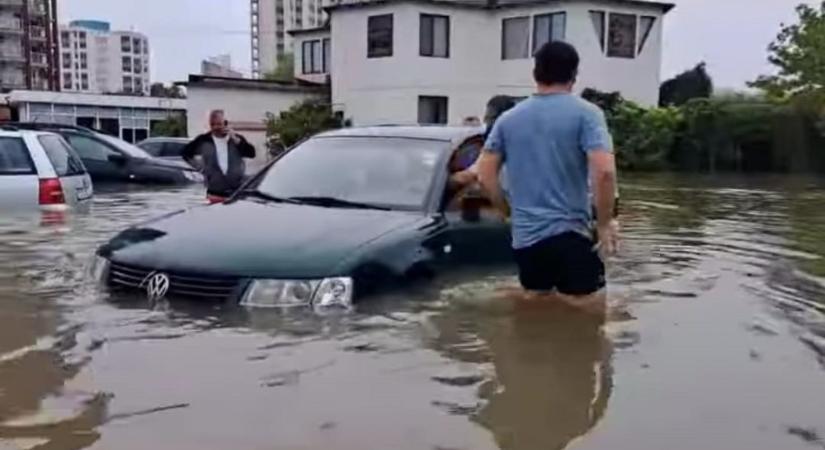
[477,41,619,299]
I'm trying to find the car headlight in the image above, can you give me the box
[241,277,354,311]
[241,279,319,307]
[90,254,110,284]
[312,277,354,313]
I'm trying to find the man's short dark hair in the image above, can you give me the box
[533,41,580,85]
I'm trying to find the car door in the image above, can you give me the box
[33,133,93,205]
[64,133,128,182]
[0,135,39,209]
[439,136,512,266]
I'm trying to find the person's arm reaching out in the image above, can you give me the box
[583,106,619,256]
[477,150,509,218]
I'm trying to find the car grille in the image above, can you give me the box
[107,261,243,300]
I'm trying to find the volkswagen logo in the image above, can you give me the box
[145,272,170,301]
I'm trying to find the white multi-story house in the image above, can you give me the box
[59,20,150,95]
[251,0,328,78]
[289,0,673,125]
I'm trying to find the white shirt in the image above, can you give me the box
[212,135,229,174]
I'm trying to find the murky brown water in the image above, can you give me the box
[2,175,825,450]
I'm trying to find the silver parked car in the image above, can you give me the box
[0,128,93,211]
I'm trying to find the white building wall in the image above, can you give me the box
[253,0,329,78]
[186,85,320,167]
[331,1,667,126]
[59,27,150,95]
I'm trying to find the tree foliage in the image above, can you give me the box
[151,114,187,137]
[659,62,714,107]
[149,82,186,99]
[750,2,825,98]
[264,54,295,82]
[265,99,345,151]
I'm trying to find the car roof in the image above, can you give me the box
[316,126,484,146]
[0,128,54,138]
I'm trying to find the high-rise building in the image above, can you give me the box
[0,0,59,92]
[202,54,243,78]
[251,0,327,78]
[59,20,150,95]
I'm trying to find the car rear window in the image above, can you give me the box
[38,135,87,177]
[0,137,35,176]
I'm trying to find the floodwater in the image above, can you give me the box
[1,175,825,450]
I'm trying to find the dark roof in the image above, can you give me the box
[326,0,674,13]
[287,25,330,36]
[179,75,326,93]
[317,125,483,145]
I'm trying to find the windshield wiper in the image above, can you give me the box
[238,190,302,204]
[288,196,391,211]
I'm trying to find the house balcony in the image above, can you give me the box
[0,17,23,34]
[30,51,47,66]
[0,46,24,63]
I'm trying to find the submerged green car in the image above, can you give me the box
[94,126,514,310]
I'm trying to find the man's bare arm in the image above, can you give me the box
[476,150,509,217]
[589,150,616,227]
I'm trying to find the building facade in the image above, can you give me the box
[290,0,672,126]
[0,0,59,92]
[202,54,243,78]
[59,20,150,95]
[251,0,327,78]
[8,89,185,143]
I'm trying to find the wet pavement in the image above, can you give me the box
[1,175,825,450]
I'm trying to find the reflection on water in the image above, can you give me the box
[0,176,825,449]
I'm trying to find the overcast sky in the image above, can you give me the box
[61,0,815,89]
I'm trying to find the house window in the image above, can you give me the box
[323,38,331,73]
[122,56,132,72]
[501,16,529,60]
[638,15,656,53]
[122,76,132,92]
[301,39,323,74]
[367,14,393,58]
[80,53,87,69]
[418,96,448,125]
[61,32,70,47]
[134,58,142,73]
[62,53,71,69]
[532,12,566,53]
[420,14,449,58]
[121,36,131,53]
[589,10,606,51]
[63,73,72,90]
[81,73,89,90]
[607,13,637,58]
[133,38,141,54]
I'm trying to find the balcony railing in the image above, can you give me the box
[30,52,47,66]
[0,46,24,62]
[0,17,23,32]
[0,0,24,7]
[29,26,46,40]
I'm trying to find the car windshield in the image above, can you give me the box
[97,133,152,159]
[254,136,445,211]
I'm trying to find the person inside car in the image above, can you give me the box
[182,110,256,203]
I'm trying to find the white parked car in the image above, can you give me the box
[0,128,93,211]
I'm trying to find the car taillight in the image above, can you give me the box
[39,178,65,205]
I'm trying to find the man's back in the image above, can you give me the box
[487,93,611,249]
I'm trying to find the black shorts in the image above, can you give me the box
[513,231,605,295]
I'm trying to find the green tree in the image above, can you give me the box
[750,2,825,98]
[659,62,714,107]
[149,82,185,99]
[151,114,187,137]
[265,99,344,152]
[263,54,295,82]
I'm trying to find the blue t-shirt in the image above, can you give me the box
[484,93,613,249]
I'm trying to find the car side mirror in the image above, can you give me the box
[108,153,128,165]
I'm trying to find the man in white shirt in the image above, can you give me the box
[182,110,256,203]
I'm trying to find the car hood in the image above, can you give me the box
[101,200,424,278]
